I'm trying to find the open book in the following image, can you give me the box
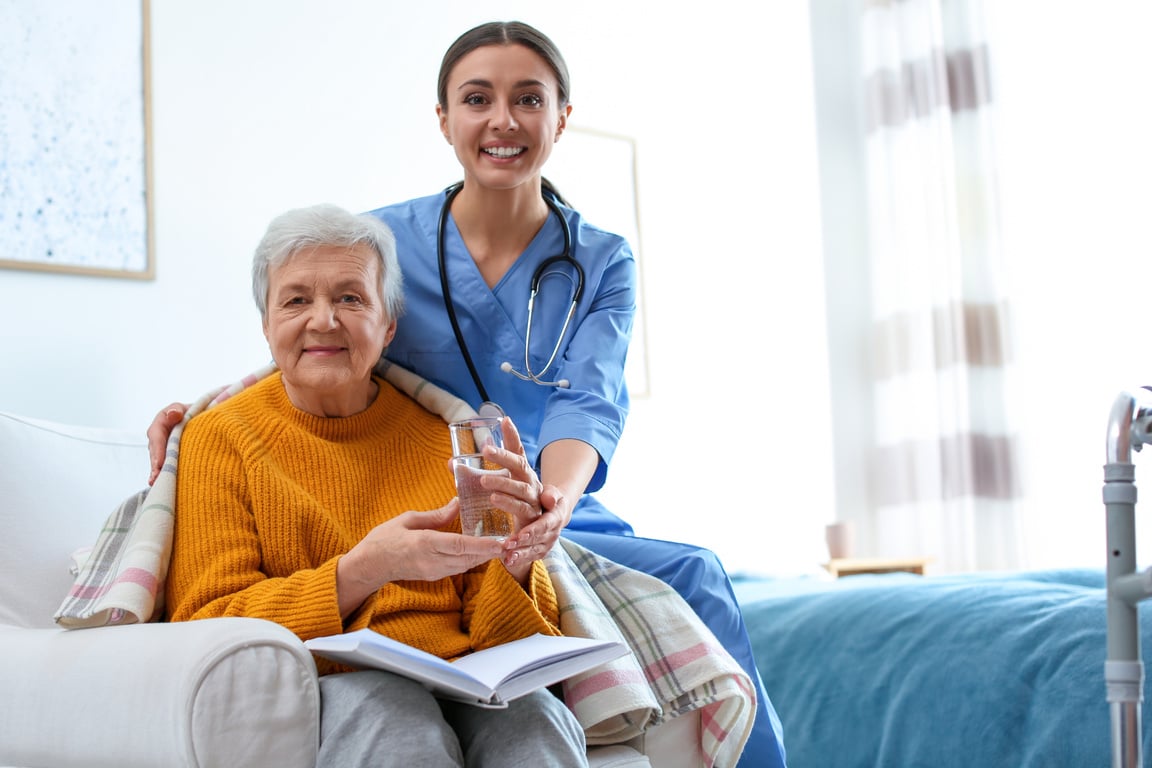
[304,629,630,708]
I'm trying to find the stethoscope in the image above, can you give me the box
[437,182,585,402]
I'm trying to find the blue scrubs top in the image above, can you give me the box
[367,191,636,533]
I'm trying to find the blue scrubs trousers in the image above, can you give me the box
[563,528,787,768]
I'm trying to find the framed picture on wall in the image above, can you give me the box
[0,0,153,279]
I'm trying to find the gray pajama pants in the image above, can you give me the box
[317,670,588,767]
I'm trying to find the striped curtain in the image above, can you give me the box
[860,0,1021,571]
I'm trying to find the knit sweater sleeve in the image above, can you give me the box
[165,407,346,640]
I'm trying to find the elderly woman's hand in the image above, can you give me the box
[336,500,505,618]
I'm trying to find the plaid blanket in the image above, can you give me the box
[53,361,753,766]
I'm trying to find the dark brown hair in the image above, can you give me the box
[436,21,571,109]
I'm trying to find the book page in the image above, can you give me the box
[305,630,628,706]
[452,634,625,688]
[306,630,493,701]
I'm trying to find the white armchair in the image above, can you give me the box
[0,410,698,768]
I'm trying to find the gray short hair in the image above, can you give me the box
[251,204,404,321]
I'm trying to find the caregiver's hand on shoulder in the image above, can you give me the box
[146,402,189,485]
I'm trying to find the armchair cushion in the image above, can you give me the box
[0,617,319,768]
[0,411,149,629]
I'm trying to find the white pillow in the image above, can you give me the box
[0,411,148,628]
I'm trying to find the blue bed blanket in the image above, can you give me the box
[737,568,1146,768]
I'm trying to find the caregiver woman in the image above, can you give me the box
[148,20,785,767]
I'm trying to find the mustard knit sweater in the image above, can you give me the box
[165,374,561,674]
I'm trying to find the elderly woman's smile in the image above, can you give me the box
[263,244,397,417]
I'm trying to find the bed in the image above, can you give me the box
[736,567,1151,767]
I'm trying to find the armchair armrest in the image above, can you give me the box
[0,617,319,768]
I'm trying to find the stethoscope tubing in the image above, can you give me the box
[437,182,585,402]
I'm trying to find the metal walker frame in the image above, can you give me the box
[1104,389,1152,768]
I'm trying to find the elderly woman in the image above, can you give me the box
[165,203,587,767]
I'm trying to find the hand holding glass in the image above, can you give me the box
[449,417,514,539]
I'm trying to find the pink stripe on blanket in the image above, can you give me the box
[642,641,713,681]
[208,372,266,407]
[700,700,728,740]
[563,667,648,706]
[699,701,729,766]
[68,567,158,599]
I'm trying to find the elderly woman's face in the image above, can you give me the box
[263,244,395,416]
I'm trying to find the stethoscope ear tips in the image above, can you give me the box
[499,362,513,373]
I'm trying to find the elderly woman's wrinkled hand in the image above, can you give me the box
[359,501,504,580]
[337,500,504,616]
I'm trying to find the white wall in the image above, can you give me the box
[0,1,833,577]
